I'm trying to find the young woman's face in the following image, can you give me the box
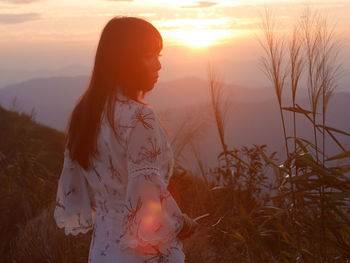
[141,52,162,85]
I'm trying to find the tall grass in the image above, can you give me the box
[207,63,232,176]
[256,7,350,262]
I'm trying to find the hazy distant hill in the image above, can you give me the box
[0,75,279,130]
[0,65,90,89]
[0,75,349,171]
[0,75,88,131]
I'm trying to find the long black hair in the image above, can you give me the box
[65,16,163,170]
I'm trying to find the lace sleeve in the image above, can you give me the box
[119,106,184,256]
[54,148,96,235]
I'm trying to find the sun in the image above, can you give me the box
[159,19,238,48]
[178,29,218,47]
[169,28,231,48]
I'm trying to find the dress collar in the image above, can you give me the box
[116,89,147,106]
[115,89,130,103]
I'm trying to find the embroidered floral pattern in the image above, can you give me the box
[54,93,184,263]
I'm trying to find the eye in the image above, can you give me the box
[144,53,159,59]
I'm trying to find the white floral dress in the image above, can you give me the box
[54,91,186,263]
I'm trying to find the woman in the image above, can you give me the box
[54,16,199,263]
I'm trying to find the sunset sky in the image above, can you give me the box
[0,0,349,89]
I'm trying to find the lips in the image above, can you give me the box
[151,74,159,82]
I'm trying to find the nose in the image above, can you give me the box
[154,57,161,71]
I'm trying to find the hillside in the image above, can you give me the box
[0,105,66,261]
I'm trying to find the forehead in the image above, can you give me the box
[138,25,162,51]
[141,36,162,54]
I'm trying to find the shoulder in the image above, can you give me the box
[126,103,163,148]
[115,90,156,117]
[113,92,162,134]
[113,94,157,123]
[129,102,159,131]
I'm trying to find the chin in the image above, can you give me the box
[144,82,156,92]
[145,86,155,92]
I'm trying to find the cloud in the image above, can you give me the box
[0,0,45,3]
[0,13,41,24]
[104,0,133,2]
[181,1,218,8]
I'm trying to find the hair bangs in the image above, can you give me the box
[139,23,163,55]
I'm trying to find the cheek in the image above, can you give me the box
[145,61,153,72]
[141,59,151,72]
[143,57,160,70]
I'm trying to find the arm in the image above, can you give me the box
[118,106,184,256]
[54,149,96,235]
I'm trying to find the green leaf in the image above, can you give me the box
[326,151,350,161]
[295,138,309,154]
[325,192,350,200]
[303,193,321,200]
[282,106,313,114]
[301,249,314,256]
[317,125,350,137]
[261,205,284,211]
[295,156,329,175]
[239,204,249,219]
[295,137,323,155]
[294,153,314,168]
[224,150,258,172]
[331,206,350,227]
[286,173,313,183]
[330,166,350,174]
[261,151,288,173]
[231,231,246,242]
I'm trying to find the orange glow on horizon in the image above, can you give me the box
[171,29,228,48]
[159,19,246,48]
